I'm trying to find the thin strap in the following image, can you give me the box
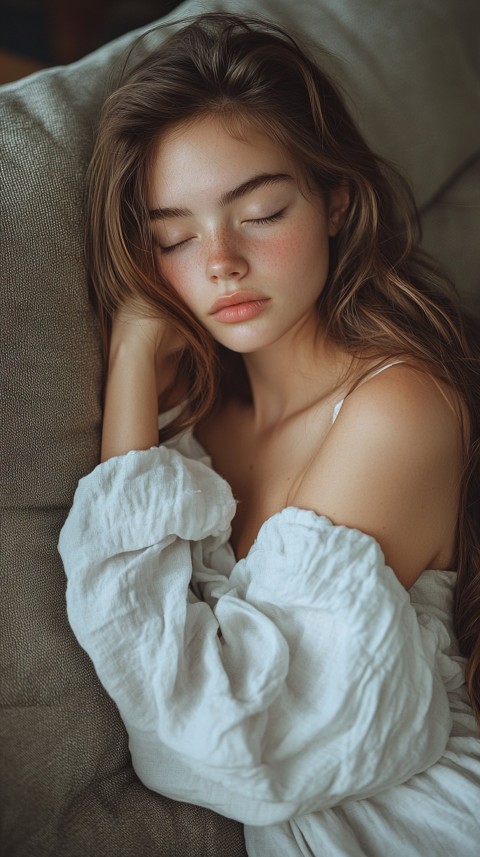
[363,360,406,380]
[332,361,406,424]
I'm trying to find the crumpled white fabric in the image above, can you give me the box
[58,437,480,855]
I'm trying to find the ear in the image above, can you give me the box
[327,184,350,236]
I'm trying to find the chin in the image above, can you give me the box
[213,331,280,354]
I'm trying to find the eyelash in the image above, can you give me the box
[158,209,286,255]
[250,210,285,226]
[159,238,189,256]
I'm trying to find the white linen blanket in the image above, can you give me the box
[58,433,480,856]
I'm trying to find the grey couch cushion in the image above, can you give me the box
[1,0,478,854]
[421,156,480,318]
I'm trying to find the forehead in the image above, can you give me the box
[148,115,298,205]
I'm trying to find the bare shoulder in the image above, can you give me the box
[332,363,465,458]
[292,363,466,587]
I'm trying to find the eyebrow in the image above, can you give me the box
[148,172,293,220]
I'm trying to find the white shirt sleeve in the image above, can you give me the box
[58,445,452,825]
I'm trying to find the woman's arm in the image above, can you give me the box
[100,301,182,462]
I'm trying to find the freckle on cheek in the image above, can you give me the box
[262,232,299,262]
[163,260,191,292]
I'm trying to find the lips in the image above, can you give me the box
[209,291,268,315]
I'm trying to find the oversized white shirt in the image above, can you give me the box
[58,429,480,856]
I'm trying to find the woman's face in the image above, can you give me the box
[148,115,347,354]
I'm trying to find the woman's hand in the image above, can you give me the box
[101,296,185,462]
[111,296,184,365]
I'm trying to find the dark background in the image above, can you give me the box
[0,0,181,78]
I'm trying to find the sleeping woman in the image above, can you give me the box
[58,13,480,856]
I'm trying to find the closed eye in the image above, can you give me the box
[248,209,286,225]
[158,237,192,255]
[157,209,286,254]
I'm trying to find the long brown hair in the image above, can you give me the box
[85,13,480,721]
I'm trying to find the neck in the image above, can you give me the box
[241,316,352,431]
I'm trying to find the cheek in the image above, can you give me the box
[155,253,196,306]
[260,223,303,263]
[262,234,296,266]
[259,222,329,274]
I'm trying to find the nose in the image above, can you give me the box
[206,232,248,283]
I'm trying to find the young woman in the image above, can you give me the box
[59,13,480,856]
